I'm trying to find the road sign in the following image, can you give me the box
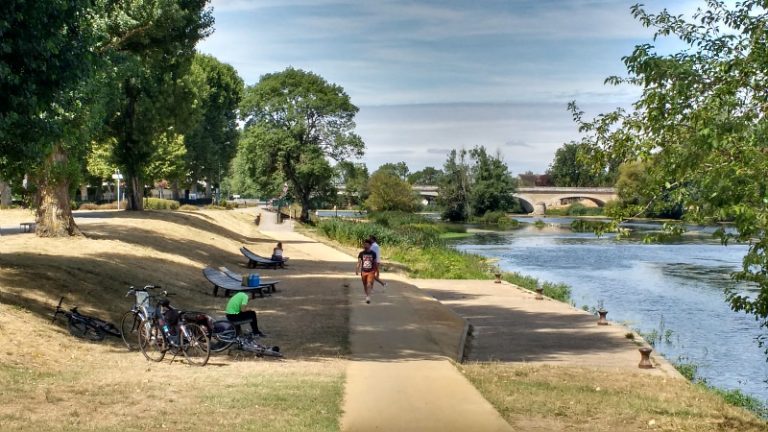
[111,173,124,180]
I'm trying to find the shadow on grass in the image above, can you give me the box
[0,252,350,360]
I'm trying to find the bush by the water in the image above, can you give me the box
[472,211,520,228]
[144,198,180,210]
[546,203,604,216]
[570,219,615,233]
[502,272,571,302]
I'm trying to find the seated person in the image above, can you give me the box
[225,291,267,338]
[271,241,289,264]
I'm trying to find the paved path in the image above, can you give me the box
[418,279,681,377]
[254,208,513,432]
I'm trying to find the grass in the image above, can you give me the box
[460,362,767,431]
[0,208,350,431]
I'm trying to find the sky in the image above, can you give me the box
[198,0,699,174]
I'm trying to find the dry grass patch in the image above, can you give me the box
[0,208,350,430]
[460,363,766,431]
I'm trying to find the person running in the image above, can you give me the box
[356,239,378,304]
[369,235,387,287]
[225,291,267,338]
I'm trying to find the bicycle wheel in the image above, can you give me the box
[181,323,210,366]
[68,319,105,341]
[209,320,236,353]
[138,320,167,362]
[120,311,141,350]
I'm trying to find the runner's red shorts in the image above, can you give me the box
[361,272,375,285]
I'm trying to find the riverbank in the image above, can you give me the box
[301,214,768,430]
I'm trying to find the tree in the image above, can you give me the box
[239,68,365,221]
[569,2,768,348]
[183,53,244,196]
[613,161,683,219]
[468,146,517,217]
[376,162,410,180]
[145,132,188,198]
[365,171,420,212]
[438,149,472,222]
[106,0,213,211]
[0,0,105,236]
[408,167,443,185]
[547,142,614,187]
[335,161,369,207]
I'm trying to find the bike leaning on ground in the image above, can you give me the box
[209,319,283,358]
[137,295,211,366]
[51,297,121,341]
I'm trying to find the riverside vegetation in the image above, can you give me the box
[314,211,571,302]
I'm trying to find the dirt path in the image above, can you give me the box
[255,210,513,431]
[418,279,681,377]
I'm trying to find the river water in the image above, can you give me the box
[452,217,768,402]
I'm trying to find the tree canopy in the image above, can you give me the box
[570,1,768,349]
[547,142,615,187]
[376,162,410,180]
[408,167,443,185]
[365,171,420,212]
[238,68,364,221]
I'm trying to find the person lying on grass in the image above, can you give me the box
[225,292,267,338]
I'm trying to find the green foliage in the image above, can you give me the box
[567,1,768,345]
[335,161,369,207]
[365,171,420,212]
[184,53,244,188]
[565,203,603,216]
[613,161,684,219]
[703,386,768,419]
[547,142,615,187]
[408,167,443,185]
[438,149,472,222]
[472,211,520,229]
[533,220,546,229]
[468,146,517,217]
[144,132,187,185]
[144,198,180,210]
[674,361,699,382]
[570,219,616,234]
[178,204,199,211]
[376,162,410,181]
[237,68,364,221]
[501,272,571,303]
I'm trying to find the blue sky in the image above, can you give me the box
[199,0,698,173]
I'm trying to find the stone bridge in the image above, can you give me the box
[412,186,617,215]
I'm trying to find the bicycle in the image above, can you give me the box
[209,319,283,358]
[52,297,121,341]
[119,285,163,350]
[137,296,211,366]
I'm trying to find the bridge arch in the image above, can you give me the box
[555,195,607,207]
[514,196,535,214]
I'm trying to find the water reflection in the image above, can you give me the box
[453,222,768,401]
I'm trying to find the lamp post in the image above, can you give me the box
[112,170,123,210]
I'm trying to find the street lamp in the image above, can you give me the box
[112,170,123,210]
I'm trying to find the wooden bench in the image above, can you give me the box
[19,222,34,233]
[202,267,279,299]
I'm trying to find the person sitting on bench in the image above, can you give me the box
[225,291,267,338]
[271,241,288,264]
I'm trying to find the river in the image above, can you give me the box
[451,217,768,402]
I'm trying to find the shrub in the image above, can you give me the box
[78,203,99,210]
[179,204,199,211]
[533,219,546,229]
[570,219,615,233]
[145,198,180,210]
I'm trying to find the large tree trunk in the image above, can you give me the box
[205,180,212,198]
[126,174,144,211]
[0,180,11,207]
[35,146,81,237]
[299,194,311,222]
[171,180,180,200]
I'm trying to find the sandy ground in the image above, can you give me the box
[418,279,681,377]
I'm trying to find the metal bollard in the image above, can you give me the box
[494,273,502,284]
[535,287,544,300]
[638,347,654,369]
[597,309,609,325]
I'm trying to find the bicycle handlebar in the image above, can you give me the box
[125,285,162,297]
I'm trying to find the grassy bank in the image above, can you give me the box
[313,212,571,302]
[0,208,349,431]
[461,363,767,431]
